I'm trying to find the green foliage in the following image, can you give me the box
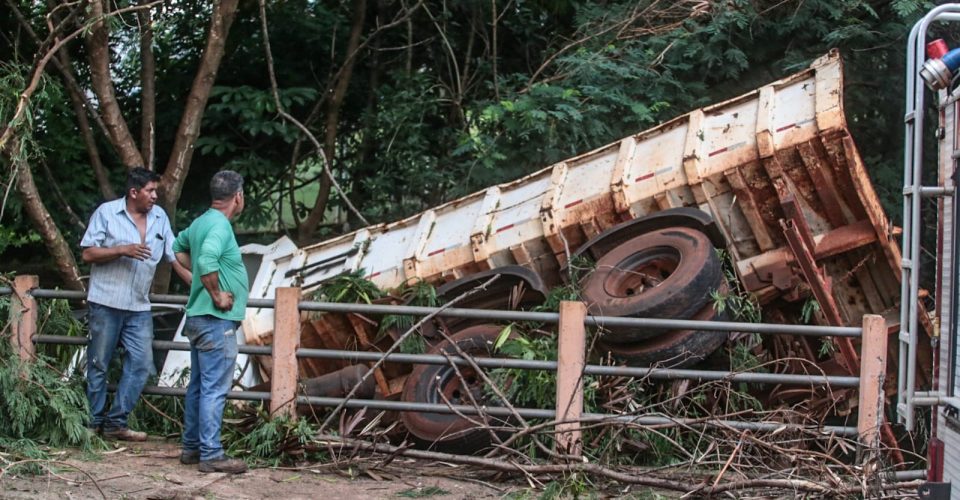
[801,297,821,324]
[0,296,103,472]
[0,226,40,257]
[312,269,383,304]
[0,62,39,139]
[728,334,765,374]
[710,249,761,323]
[34,298,85,368]
[818,338,838,359]
[490,328,598,415]
[223,404,325,466]
[378,279,438,354]
[539,473,596,499]
[491,332,562,409]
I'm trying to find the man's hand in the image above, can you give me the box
[82,243,151,264]
[200,271,233,312]
[212,291,234,311]
[121,243,151,261]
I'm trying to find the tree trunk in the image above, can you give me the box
[9,139,84,291]
[63,70,115,200]
[297,0,367,242]
[139,1,157,171]
[153,0,240,293]
[84,0,145,170]
[158,0,240,215]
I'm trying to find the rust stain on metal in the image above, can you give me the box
[797,140,850,228]
[812,220,877,258]
[781,217,860,375]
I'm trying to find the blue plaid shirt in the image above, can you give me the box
[80,197,176,311]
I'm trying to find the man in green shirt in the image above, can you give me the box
[173,170,248,474]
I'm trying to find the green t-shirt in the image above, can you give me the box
[173,209,248,321]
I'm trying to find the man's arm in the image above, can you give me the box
[172,257,192,285]
[175,251,191,271]
[195,226,233,311]
[80,206,150,263]
[200,271,234,311]
[82,244,151,263]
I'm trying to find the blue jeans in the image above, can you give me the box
[182,315,239,461]
[86,302,154,430]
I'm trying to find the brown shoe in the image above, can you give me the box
[198,457,247,474]
[102,427,148,442]
[180,450,200,465]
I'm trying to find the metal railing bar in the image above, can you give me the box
[137,386,857,435]
[141,385,269,402]
[35,335,858,387]
[584,414,859,436]
[136,383,859,436]
[15,288,863,337]
[913,395,960,407]
[893,470,928,481]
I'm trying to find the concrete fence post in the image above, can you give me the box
[555,300,587,458]
[10,275,39,362]
[270,287,302,419]
[857,314,887,449]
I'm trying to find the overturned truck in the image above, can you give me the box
[166,51,929,451]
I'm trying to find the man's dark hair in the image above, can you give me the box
[127,167,160,193]
[210,170,244,201]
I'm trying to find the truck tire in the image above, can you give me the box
[593,284,729,368]
[418,266,548,345]
[566,207,726,268]
[580,226,722,342]
[400,324,512,454]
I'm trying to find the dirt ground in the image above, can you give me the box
[0,441,523,500]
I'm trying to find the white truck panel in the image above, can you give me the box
[237,51,898,346]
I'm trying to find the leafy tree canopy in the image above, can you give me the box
[0,0,942,287]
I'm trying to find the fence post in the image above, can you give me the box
[270,287,301,419]
[10,275,39,362]
[555,300,586,457]
[857,314,887,448]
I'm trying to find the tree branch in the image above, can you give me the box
[296,0,369,240]
[5,138,84,291]
[0,0,163,154]
[37,156,86,231]
[256,0,369,239]
[159,0,240,213]
[7,0,116,199]
[84,0,145,169]
[138,0,157,171]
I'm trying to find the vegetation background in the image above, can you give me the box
[0,0,951,290]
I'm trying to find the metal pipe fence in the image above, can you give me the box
[33,334,861,387]
[137,385,860,436]
[6,284,873,444]
[5,287,863,337]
